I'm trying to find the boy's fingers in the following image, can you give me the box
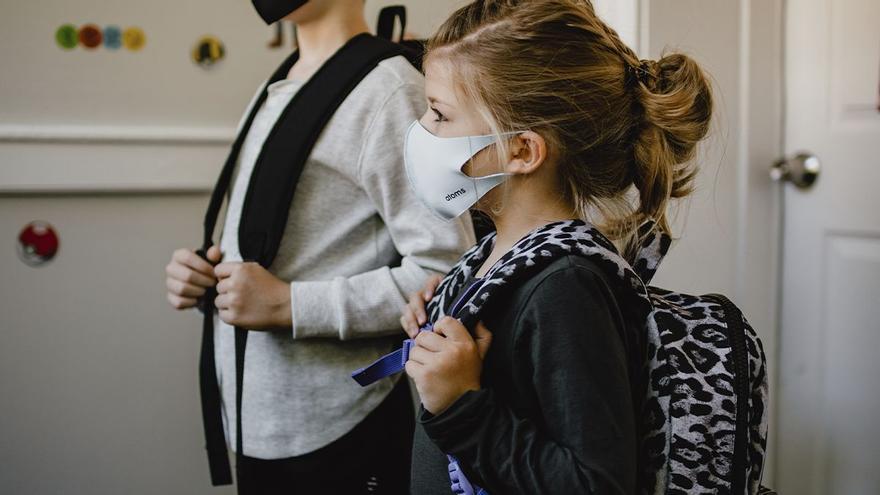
[214,293,230,310]
[175,249,214,275]
[216,278,232,294]
[206,245,223,263]
[214,262,237,279]
[166,262,215,288]
[167,293,197,309]
[166,278,207,298]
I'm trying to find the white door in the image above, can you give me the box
[776,0,880,493]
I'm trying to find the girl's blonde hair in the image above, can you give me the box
[427,0,713,258]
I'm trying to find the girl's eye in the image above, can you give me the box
[431,108,447,123]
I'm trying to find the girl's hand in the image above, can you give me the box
[400,274,443,338]
[405,317,493,415]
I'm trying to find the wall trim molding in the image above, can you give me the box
[0,124,235,145]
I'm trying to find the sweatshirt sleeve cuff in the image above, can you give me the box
[290,280,341,339]
[419,389,492,451]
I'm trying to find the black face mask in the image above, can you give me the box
[252,0,308,25]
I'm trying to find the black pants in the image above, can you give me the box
[237,378,414,495]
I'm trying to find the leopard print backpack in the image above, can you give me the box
[425,219,773,494]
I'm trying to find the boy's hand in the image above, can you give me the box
[165,246,221,310]
[400,274,443,338]
[405,317,493,415]
[214,262,291,330]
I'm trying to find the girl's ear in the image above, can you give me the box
[505,131,548,175]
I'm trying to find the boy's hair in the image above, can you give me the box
[427,0,713,256]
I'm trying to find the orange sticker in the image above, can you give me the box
[79,24,103,49]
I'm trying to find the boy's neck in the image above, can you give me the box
[294,7,370,71]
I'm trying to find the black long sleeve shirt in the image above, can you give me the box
[410,255,641,495]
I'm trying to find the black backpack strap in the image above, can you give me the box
[376,5,425,71]
[197,49,298,488]
[377,5,406,42]
[238,33,404,266]
[198,33,403,487]
[200,51,300,255]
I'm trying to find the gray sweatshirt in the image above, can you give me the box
[213,55,475,459]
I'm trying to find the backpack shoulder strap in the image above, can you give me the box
[238,33,404,266]
[199,34,403,486]
[376,5,425,70]
[200,50,299,253]
[197,48,298,487]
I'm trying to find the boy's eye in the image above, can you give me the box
[431,108,447,123]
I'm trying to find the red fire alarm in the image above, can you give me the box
[17,221,60,267]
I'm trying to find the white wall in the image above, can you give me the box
[0,0,781,491]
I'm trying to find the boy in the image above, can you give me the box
[165,1,473,492]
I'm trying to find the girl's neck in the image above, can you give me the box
[476,199,579,277]
[288,7,370,79]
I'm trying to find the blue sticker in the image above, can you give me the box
[104,25,122,50]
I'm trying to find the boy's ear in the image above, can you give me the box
[505,131,547,175]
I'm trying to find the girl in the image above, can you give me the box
[400,0,713,493]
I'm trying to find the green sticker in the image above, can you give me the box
[55,24,78,50]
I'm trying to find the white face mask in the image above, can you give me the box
[404,120,516,221]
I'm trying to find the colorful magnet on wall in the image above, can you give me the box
[103,25,122,50]
[17,221,60,267]
[122,27,146,51]
[192,35,225,68]
[78,24,103,49]
[55,24,78,50]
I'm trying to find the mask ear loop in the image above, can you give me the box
[466,136,481,204]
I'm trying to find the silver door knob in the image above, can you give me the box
[770,152,820,189]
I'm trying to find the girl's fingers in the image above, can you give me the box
[414,330,446,352]
[432,317,469,341]
[408,345,434,365]
[409,292,427,325]
[474,321,494,359]
[423,274,443,301]
[404,359,423,379]
[400,312,418,338]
